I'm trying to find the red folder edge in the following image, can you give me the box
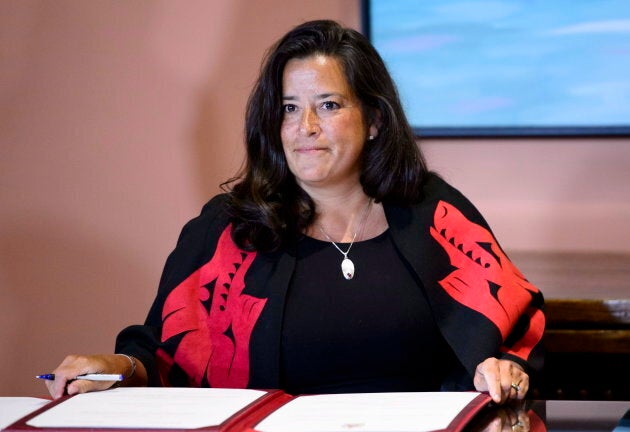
[224,392,295,432]
[4,391,491,432]
[238,391,491,432]
[443,393,492,432]
[3,396,59,432]
[3,390,288,432]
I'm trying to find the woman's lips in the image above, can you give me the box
[295,145,326,153]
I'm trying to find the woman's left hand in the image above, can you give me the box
[473,357,529,404]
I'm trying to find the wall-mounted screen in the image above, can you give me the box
[364,0,630,137]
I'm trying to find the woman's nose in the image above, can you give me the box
[299,108,320,136]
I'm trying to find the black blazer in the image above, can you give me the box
[116,173,545,390]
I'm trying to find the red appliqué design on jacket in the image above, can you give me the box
[158,225,267,388]
[430,201,544,359]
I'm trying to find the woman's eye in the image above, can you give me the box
[321,101,340,110]
[283,104,297,113]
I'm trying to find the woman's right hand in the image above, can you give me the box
[45,353,144,399]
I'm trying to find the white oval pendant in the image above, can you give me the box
[341,257,355,280]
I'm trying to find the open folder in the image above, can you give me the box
[3,388,491,432]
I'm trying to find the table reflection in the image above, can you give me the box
[466,400,629,432]
[466,401,541,432]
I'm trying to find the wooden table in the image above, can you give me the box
[510,251,630,400]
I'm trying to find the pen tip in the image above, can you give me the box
[36,374,54,380]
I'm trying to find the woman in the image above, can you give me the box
[46,20,545,404]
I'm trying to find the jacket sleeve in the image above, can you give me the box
[428,198,545,375]
[114,195,230,386]
[404,173,546,382]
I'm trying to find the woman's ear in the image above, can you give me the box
[369,125,379,140]
[368,109,382,139]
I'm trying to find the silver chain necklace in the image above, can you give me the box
[318,199,373,280]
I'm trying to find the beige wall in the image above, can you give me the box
[1,1,628,396]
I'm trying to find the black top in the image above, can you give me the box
[280,229,456,394]
[116,173,545,390]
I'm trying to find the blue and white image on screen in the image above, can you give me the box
[369,0,630,130]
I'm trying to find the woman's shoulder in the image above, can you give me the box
[198,193,231,217]
[417,171,492,229]
[420,171,471,207]
[385,172,470,214]
[175,193,232,246]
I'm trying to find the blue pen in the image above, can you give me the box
[36,373,124,381]
[36,374,56,380]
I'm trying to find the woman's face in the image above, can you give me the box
[280,55,377,193]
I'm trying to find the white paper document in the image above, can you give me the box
[26,387,266,429]
[255,392,480,432]
[0,397,50,429]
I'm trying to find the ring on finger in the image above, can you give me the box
[510,382,521,392]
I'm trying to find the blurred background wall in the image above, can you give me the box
[1,0,628,395]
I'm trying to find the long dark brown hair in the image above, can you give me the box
[224,20,428,252]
